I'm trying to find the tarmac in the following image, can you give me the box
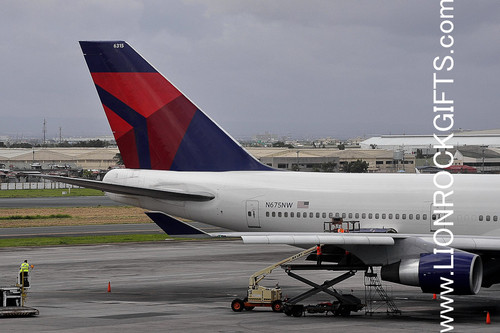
[0,240,499,332]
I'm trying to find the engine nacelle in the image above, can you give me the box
[381,252,483,295]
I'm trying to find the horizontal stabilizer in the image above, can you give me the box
[145,211,210,238]
[40,175,214,202]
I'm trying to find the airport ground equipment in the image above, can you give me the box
[364,268,401,315]
[0,273,38,317]
[231,246,317,312]
[281,266,365,317]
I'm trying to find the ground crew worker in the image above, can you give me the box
[19,260,30,287]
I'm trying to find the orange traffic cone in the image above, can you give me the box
[107,282,111,293]
[486,311,491,324]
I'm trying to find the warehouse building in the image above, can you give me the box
[247,148,415,173]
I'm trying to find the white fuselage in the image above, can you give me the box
[103,169,500,237]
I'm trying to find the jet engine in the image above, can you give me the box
[380,252,483,295]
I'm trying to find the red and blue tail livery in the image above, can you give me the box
[79,41,271,171]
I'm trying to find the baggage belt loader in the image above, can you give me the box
[231,246,317,312]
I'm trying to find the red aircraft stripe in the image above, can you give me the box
[147,95,198,170]
[91,73,182,118]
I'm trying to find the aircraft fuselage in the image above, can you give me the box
[104,169,500,237]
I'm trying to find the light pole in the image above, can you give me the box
[480,145,488,174]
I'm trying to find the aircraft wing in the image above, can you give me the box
[229,232,500,252]
[40,175,215,202]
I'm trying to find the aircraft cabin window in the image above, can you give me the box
[278,212,282,217]
[432,214,436,221]
[375,213,379,219]
[409,214,413,220]
[382,213,386,219]
[335,213,340,218]
[266,212,269,217]
[423,214,427,220]
[479,215,483,221]
[388,213,393,219]
[284,212,288,218]
[362,213,366,219]
[316,213,320,218]
[402,214,406,220]
[494,215,498,222]
[395,214,400,219]
[322,213,327,218]
[272,212,276,217]
[342,213,346,218]
[348,213,353,218]
[303,212,307,218]
[416,214,420,220]
[291,212,294,218]
[310,212,314,218]
[248,212,252,217]
[329,213,334,218]
[296,212,300,218]
[355,213,359,219]
[368,213,373,219]
[486,215,491,221]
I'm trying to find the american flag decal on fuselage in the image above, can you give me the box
[297,201,310,208]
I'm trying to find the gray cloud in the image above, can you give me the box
[0,0,499,140]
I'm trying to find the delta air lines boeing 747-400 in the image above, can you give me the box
[44,41,500,296]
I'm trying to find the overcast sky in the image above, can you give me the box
[1,0,499,140]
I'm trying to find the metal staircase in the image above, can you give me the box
[364,268,401,315]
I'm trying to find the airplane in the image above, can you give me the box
[44,41,500,296]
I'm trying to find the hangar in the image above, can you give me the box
[360,129,500,154]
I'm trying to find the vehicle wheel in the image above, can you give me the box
[231,298,244,312]
[272,300,283,312]
[339,307,351,317]
[292,305,303,317]
[283,304,293,316]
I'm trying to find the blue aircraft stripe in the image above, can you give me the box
[95,85,152,169]
[171,110,273,171]
[80,41,156,73]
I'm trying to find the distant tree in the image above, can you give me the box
[56,141,72,147]
[416,149,424,159]
[113,153,124,165]
[272,141,294,148]
[370,144,378,149]
[343,160,368,173]
[82,169,93,179]
[52,140,110,148]
[320,162,337,173]
[10,142,33,148]
[337,143,345,150]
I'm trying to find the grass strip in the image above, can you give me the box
[0,234,173,247]
[0,214,71,220]
[0,188,104,198]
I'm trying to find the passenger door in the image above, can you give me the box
[246,200,261,228]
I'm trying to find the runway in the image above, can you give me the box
[0,240,498,332]
[0,196,122,208]
[0,222,227,238]
[0,223,163,238]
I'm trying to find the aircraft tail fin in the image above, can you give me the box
[79,41,272,171]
